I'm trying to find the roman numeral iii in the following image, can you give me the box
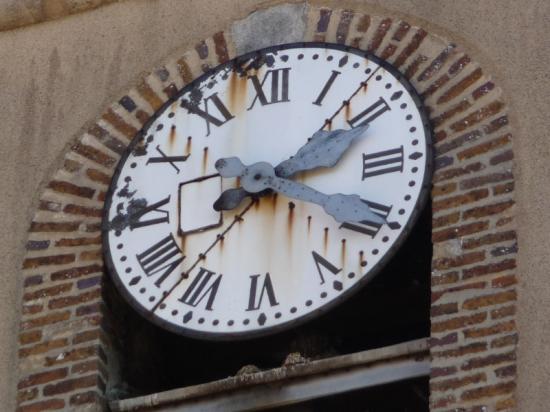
[362,146,404,179]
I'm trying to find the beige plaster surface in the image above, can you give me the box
[0,0,548,409]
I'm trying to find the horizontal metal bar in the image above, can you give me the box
[111,338,429,411]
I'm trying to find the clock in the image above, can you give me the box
[103,43,432,340]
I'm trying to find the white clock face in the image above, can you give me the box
[104,43,432,339]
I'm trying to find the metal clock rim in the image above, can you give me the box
[102,41,434,341]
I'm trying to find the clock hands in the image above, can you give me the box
[215,158,386,225]
[213,126,369,211]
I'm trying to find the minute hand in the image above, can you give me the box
[263,175,385,225]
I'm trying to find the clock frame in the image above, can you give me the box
[102,42,433,340]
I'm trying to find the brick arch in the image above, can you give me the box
[16,4,517,411]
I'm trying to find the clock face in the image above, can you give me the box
[103,43,432,339]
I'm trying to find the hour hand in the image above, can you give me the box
[274,125,369,178]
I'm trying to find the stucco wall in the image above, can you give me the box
[0,0,548,410]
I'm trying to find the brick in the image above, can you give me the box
[472,81,495,100]
[433,161,484,183]
[76,302,102,316]
[77,276,102,290]
[22,254,75,269]
[433,251,485,270]
[45,345,99,366]
[462,290,517,310]
[85,222,102,232]
[23,284,72,301]
[43,374,103,396]
[69,390,102,406]
[491,243,517,257]
[432,281,486,303]
[490,149,513,165]
[435,129,480,155]
[17,399,65,412]
[431,366,457,378]
[463,259,516,279]
[434,155,453,170]
[80,249,102,261]
[72,143,116,167]
[22,304,43,315]
[431,312,487,333]
[48,288,101,310]
[437,67,483,104]
[380,43,397,60]
[24,275,43,287]
[431,302,458,317]
[175,56,193,84]
[19,330,42,345]
[429,332,458,348]
[404,54,427,79]
[422,74,449,98]
[367,18,391,52]
[417,44,455,82]
[118,95,136,112]
[213,31,230,63]
[491,305,516,319]
[63,158,83,172]
[20,311,71,331]
[460,171,513,190]
[491,333,518,348]
[463,200,514,220]
[462,231,516,250]
[448,55,471,76]
[19,338,68,358]
[450,101,505,132]
[495,364,516,378]
[461,381,515,401]
[491,273,518,289]
[464,320,515,339]
[26,240,50,251]
[18,368,68,389]
[51,264,103,281]
[393,28,427,67]
[432,342,487,358]
[461,351,516,370]
[432,271,459,286]
[430,394,456,409]
[102,108,139,139]
[484,115,509,134]
[55,236,102,247]
[136,80,164,111]
[71,360,105,377]
[48,181,95,199]
[63,204,103,218]
[17,387,38,403]
[496,397,516,411]
[29,221,80,233]
[73,329,100,345]
[496,217,513,227]
[457,133,512,161]
[432,221,489,243]
[431,372,485,391]
[433,212,460,229]
[38,200,62,212]
[335,10,354,44]
[493,182,514,196]
[432,189,489,212]
[88,124,127,155]
[432,182,457,197]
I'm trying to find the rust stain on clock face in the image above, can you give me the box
[169,125,176,148]
[185,136,192,156]
[228,69,248,114]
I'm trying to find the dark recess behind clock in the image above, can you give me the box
[103,200,431,400]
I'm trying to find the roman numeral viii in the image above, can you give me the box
[179,267,222,311]
[181,92,234,136]
[340,200,399,238]
[246,273,279,311]
[362,146,404,179]
[248,68,291,110]
[136,234,184,287]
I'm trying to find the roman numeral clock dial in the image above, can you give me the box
[103,44,432,339]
